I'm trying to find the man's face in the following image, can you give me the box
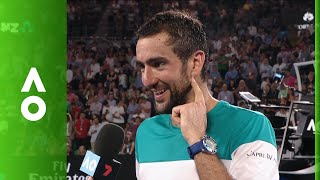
[80,113,85,119]
[136,32,193,114]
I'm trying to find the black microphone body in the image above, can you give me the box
[92,123,125,180]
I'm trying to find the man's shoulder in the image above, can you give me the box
[137,114,171,136]
[209,101,276,147]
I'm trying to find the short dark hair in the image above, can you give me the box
[136,10,209,80]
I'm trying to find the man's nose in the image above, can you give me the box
[142,67,157,87]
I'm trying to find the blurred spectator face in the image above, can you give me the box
[230,79,235,86]
[248,73,255,79]
[93,96,98,102]
[307,84,314,93]
[308,72,314,82]
[98,89,104,95]
[126,132,133,139]
[118,100,124,106]
[213,86,219,93]
[212,65,218,71]
[79,112,85,119]
[93,115,99,124]
[264,84,271,93]
[222,84,228,91]
[284,69,291,76]
[78,145,86,155]
[111,81,116,88]
[239,80,246,88]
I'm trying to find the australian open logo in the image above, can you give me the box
[21,68,46,122]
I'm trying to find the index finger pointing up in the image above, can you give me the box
[191,76,205,103]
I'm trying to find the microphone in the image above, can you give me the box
[80,123,125,179]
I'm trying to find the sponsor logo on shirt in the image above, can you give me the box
[246,151,277,162]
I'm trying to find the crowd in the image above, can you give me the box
[66,0,315,156]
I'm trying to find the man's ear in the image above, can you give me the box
[189,50,205,77]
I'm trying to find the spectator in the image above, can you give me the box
[134,70,143,89]
[106,93,117,107]
[107,69,118,85]
[74,112,91,150]
[246,72,257,95]
[90,59,100,75]
[94,68,107,85]
[234,80,249,104]
[97,89,107,104]
[227,79,237,92]
[217,83,235,105]
[272,58,287,75]
[304,71,314,89]
[139,94,151,119]
[120,131,135,155]
[212,85,220,99]
[67,114,74,146]
[110,100,126,128]
[224,65,239,84]
[67,65,73,84]
[260,77,271,91]
[275,107,296,126]
[287,88,298,104]
[130,114,144,138]
[74,145,86,156]
[209,64,221,82]
[88,114,100,151]
[278,83,288,105]
[127,98,140,123]
[261,83,277,104]
[89,96,102,116]
[241,57,257,80]
[108,81,119,99]
[259,58,273,79]
[118,69,128,90]
[282,68,296,87]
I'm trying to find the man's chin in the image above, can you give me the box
[154,101,172,114]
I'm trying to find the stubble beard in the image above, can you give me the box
[154,71,192,114]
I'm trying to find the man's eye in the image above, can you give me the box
[136,64,144,70]
[154,62,165,68]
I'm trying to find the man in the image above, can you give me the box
[134,10,278,180]
[87,114,101,151]
[139,94,151,119]
[282,67,297,88]
[89,95,102,116]
[217,83,234,105]
[74,112,91,150]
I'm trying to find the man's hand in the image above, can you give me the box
[171,76,207,145]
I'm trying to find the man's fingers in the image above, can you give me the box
[171,106,182,127]
[191,76,205,103]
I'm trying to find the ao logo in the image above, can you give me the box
[21,68,46,121]
[80,151,101,176]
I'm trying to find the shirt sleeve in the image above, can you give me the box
[228,114,279,180]
[229,140,279,180]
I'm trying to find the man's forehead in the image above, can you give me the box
[136,33,176,62]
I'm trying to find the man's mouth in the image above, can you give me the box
[153,89,168,101]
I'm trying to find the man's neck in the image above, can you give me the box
[187,82,219,113]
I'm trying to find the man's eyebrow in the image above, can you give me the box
[136,57,169,66]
